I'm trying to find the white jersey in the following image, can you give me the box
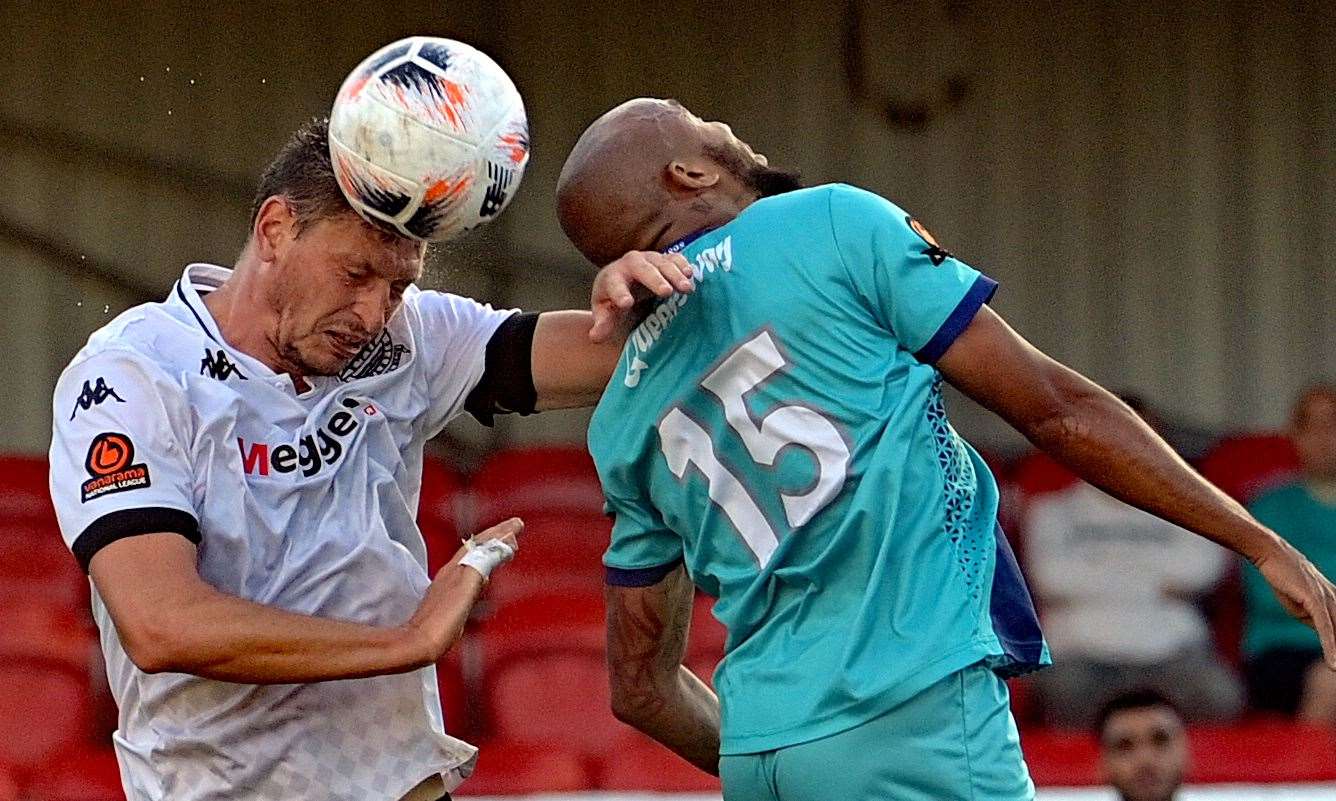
[48,263,513,801]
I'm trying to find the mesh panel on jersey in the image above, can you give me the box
[926,382,985,604]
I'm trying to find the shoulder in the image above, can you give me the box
[401,286,514,336]
[61,304,193,392]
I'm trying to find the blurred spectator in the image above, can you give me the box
[1096,689,1188,801]
[1026,398,1242,727]
[1243,383,1336,720]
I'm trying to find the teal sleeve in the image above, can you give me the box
[827,184,997,362]
[602,488,685,585]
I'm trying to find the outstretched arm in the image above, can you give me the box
[91,519,521,683]
[605,564,721,775]
[938,305,1336,667]
[531,251,693,409]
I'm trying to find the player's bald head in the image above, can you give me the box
[557,98,801,265]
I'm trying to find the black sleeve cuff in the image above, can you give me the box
[72,507,201,573]
[464,311,539,427]
[605,559,684,587]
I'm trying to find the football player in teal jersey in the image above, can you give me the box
[561,98,1336,801]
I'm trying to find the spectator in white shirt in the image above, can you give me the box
[1024,398,1243,727]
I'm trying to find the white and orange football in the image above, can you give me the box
[329,37,529,242]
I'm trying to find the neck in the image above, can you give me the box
[655,188,759,252]
[202,255,305,383]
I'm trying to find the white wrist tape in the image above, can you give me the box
[459,538,515,580]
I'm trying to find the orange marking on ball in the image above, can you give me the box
[424,180,450,204]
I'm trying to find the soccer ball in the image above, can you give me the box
[329,37,530,242]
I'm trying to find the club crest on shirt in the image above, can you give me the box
[906,216,953,266]
[69,377,125,420]
[81,432,151,502]
[339,330,409,382]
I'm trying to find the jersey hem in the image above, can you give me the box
[717,635,1002,756]
[605,559,684,587]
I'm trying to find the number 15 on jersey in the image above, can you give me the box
[657,330,851,567]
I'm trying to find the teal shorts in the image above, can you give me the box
[719,662,1035,801]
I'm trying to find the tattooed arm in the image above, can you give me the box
[605,564,721,775]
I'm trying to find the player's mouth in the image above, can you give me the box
[325,331,367,359]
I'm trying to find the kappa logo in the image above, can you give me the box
[236,398,376,479]
[69,377,125,420]
[339,330,409,382]
[81,432,151,503]
[200,348,247,381]
[906,216,953,266]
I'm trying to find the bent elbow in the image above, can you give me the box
[118,617,187,675]
[609,682,660,727]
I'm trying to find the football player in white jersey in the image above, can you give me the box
[48,119,693,801]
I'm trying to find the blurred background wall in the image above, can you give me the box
[0,0,1331,456]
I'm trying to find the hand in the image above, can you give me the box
[590,251,694,344]
[407,517,524,662]
[468,516,524,555]
[1255,538,1336,669]
[459,517,523,579]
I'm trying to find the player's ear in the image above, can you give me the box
[665,158,721,192]
[253,196,295,263]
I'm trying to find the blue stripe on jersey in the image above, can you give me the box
[606,559,684,587]
[913,274,998,364]
[988,525,1049,676]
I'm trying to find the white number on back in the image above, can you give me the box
[657,331,850,567]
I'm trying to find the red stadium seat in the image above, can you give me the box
[0,654,95,781]
[26,744,125,801]
[596,732,721,792]
[0,456,55,523]
[1188,722,1336,783]
[475,592,617,750]
[470,447,604,522]
[485,650,620,754]
[1011,452,1079,500]
[483,511,612,602]
[419,457,466,573]
[456,739,592,796]
[1020,728,1100,786]
[0,522,87,611]
[0,766,17,801]
[1199,433,1300,504]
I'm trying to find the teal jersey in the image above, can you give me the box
[589,184,1048,755]
[1243,482,1336,657]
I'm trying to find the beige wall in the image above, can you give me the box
[1,0,1332,455]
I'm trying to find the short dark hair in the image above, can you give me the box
[249,118,356,235]
[1094,689,1183,740]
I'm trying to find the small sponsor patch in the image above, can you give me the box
[81,432,151,503]
[906,216,954,266]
